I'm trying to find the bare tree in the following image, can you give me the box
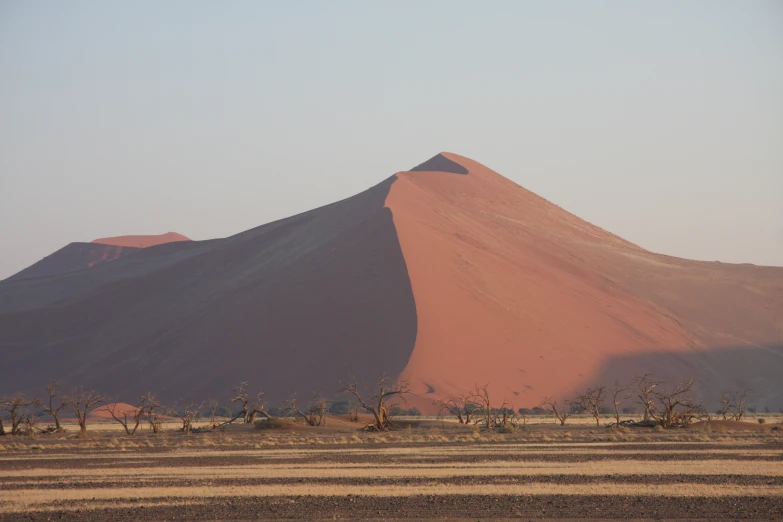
[718,390,732,420]
[632,374,662,421]
[0,394,31,435]
[34,381,67,432]
[541,396,573,426]
[103,400,146,435]
[650,377,703,428]
[230,382,268,424]
[206,398,221,428]
[171,400,203,434]
[435,391,480,425]
[721,388,754,421]
[285,393,331,427]
[575,386,607,426]
[466,384,518,430]
[338,375,409,431]
[63,389,105,434]
[139,392,164,433]
[611,379,630,426]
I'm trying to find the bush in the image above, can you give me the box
[518,408,534,416]
[253,417,293,430]
[758,418,766,424]
[329,401,350,414]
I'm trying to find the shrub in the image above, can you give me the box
[253,418,292,430]
[758,418,766,424]
[329,401,350,415]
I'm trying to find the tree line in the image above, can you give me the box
[0,374,410,436]
[0,373,764,436]
[436,375,759,430]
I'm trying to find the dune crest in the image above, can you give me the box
[92,232,190,248]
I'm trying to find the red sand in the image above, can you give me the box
[386,153,783,411]
[91,232,190,248]
[0,153,781,411]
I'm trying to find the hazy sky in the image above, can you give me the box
[1,1,781,279]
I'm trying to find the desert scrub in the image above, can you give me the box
[254,417,294,430]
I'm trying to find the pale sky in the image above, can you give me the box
[1,1,781,280]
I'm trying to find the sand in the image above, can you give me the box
[91,232,190,248]
[0,153,781,411]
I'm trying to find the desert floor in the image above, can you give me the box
[1,415,781,521]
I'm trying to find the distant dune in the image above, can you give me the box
[4,232,190,283]
[0,154,780,411]
[91,232,190,248]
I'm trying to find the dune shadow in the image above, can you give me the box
[592,344,783,411]
[409,154,469,175]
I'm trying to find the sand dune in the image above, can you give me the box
[91,232,191,248]
[5,232,190,283]
[0,154,780,410]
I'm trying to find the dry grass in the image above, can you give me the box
[3,458,782,480]
[2,482,782,513]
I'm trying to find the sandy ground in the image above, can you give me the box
[0,417,781,520]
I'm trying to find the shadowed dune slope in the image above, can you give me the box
[0,178,417,404]
[5,243,140,282]
[5,232,190,283]
[0,153,781,410]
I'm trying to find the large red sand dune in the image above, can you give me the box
[0,154,780,411]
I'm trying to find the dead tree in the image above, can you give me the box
[721,388,754,421]
[718,391,732,420]
[104,400,146,435]
[172,400,203,434]
[650,377,702,428]
[575,386,607,426]
[139,392,164,433]
[338,375,409,431]
[35,381,67,432]
[230,382,269,424]
[206,398,221,428]
[611,379,630,426]
[632,374,662,421]
[0,394,31,435]
[467,385,518,430]
[63,389,105,433]
[541,396,573,426]
[285,393,331,427]
[435,391,479,425]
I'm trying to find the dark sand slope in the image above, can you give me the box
[389,153,783,411]
[5,243,139,282]
[0,178,416,403]
[5,232,191,283]
[0,153,781,410]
